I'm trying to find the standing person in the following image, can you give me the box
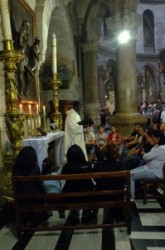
[64,101,87,160]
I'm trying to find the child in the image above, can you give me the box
[42,158,65,218]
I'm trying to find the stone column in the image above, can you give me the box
[106,0,146,136]
[82,41,100,125]
[116,38,137,115]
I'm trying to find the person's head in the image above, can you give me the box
[138,126,145,136]
[160,123,165,131]
[133,123,140,131]
[98,125,104,133]
[148,129,165,145]
[42,158,53,175]
[73,101,81,114]
[103,143,120,160]
[85,126,91,134]
[153,123,159,130]
[111,126,117,133]
[135,123,141,131]
[13,146,39,176]
[67,144,86,165]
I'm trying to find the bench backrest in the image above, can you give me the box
[13,171,131,208]
[12,170,132,236]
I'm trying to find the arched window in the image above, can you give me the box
[104,9,111,38]
[143,10,154,46]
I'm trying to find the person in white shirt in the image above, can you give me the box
[84,125,96,162]
[64,101,88,160]
[160,107,165,123]
[131,129,165,199]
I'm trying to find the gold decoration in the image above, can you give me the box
[0,40,25,199]
[51,74,62,131]
[0,40,25,157]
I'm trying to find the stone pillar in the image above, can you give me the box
[106,0,146,136]
[82,41,100,125]
[116,39,137,115]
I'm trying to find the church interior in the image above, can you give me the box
[0,0,165,249]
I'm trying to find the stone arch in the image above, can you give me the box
[35,0,56,63]
[144,64,156,103]
[82,1,110,42]
[39,3,76,91]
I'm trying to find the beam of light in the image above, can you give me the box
[118,30,131,44]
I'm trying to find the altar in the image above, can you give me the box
[23,131,64,169]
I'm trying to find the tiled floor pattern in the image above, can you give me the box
[0,199,165,250]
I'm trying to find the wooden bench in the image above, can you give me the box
[13,171,132,237]
[143,163,165,207]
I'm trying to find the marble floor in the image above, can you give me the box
[0,198,165,250]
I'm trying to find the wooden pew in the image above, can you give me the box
[13,171,131,237]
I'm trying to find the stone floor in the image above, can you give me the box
[0,197,165,250]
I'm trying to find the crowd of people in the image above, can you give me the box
[12,101,165,226]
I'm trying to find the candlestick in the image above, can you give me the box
[52,33,57,75]
[43,105,46,114]
[0,0,12,40]
[36,104,39,114]
[19,104,23,113]
[28,104,32,114]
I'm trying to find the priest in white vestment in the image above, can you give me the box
[64,101,88,160]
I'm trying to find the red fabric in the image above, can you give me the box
[107,132,121,144]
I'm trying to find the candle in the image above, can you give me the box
[19,104,23,113]
[0,0,12,40]
[28,104,32,114]
[52,33,57,75]
[43,105,46,114]
[36,104,39,114]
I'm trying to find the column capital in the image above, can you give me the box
[82,40,98,53]
[106,0,141,38]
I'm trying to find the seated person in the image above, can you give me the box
[96,125,107,150]
[42,158,61,194]
[131,129,165,199]
[124,127,154,169]
[61,144,95,224]
[107,125,121,145]
[93,143,125,222]
[84,125,96,162]
[121,124,142,161]
[42,158,65,218]
[12,146,48,224]
[13,146,42,196]
[160,123,165,135]
[122,123,141,146]
[95,125,107,162]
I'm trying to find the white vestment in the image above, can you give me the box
[64,108,88,160]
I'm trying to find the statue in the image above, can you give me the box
[13,20,30,97]
[23,36,40,97]
[12,20,40,98]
